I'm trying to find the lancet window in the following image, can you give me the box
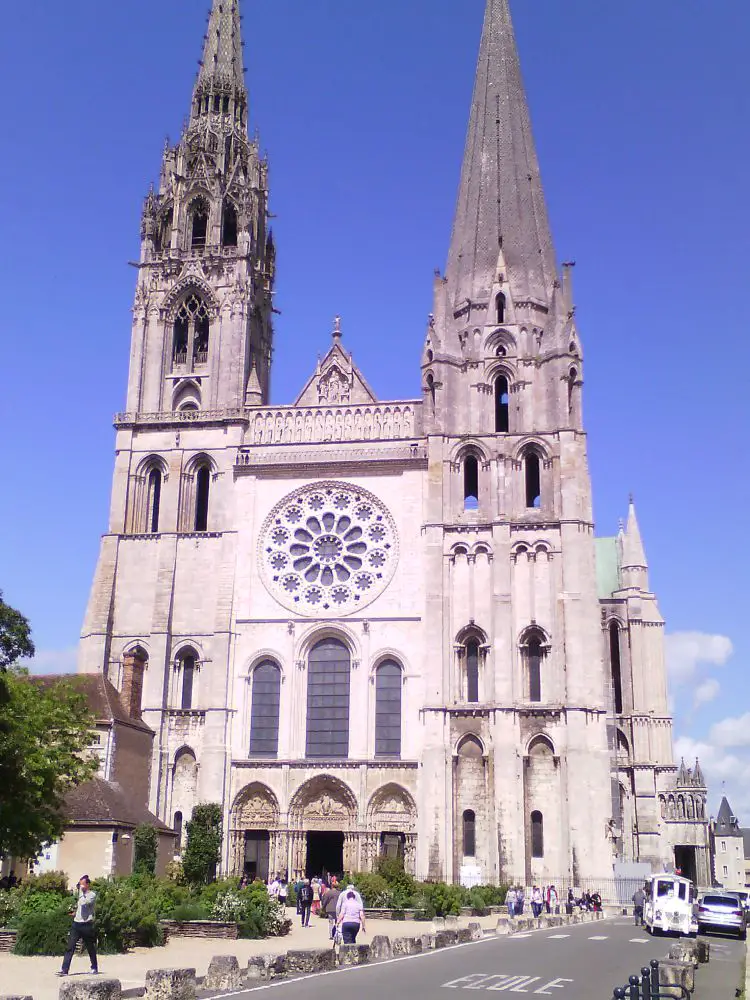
[172,294,211,368]
[495,375,510,433]
[375,660,402,758]
[249,661,281,757]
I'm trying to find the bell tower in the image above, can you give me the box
[129,0,275,416]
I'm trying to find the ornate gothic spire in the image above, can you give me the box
[445,0,557,315]
[191,0,247,127]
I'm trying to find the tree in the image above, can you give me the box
[133,823,158,876]
[182,804,223,886]
[0,590,35,705]
[0,668,97,858]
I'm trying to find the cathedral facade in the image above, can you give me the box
[79,0,710,887]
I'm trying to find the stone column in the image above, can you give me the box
[405,834,417,876]
[229,829,244,875]
[343,833,359,873]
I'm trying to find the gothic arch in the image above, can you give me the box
[173,380,202,411]
[183,452,218,477]
[456,623,489,646]
[170,640,205,665]
[455,733,486,757]
[288,774,358,830]
[450,439,491,465]
[526,734,556,756]
[230,781,280,829]
[245,650,286,678]
[135,454,168,478]
[616,730,631,760]
[367,783,417,832]
[121,639,151,661]
[484,327,517,356]
[161,278,219,320]
[296,622,361,664]
[369,651,407,677]
[519,624,551,649]
[512,438,552,463]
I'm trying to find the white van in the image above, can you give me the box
[643,873,698,936]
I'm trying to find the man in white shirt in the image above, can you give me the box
[57,876,98,976]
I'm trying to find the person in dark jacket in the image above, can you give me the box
[320,882,341,938]
[298,878,314,927]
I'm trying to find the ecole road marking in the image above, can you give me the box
[443,973,574,993]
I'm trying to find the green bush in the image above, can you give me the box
[414,881,465,917]
[17,890,74,921]
[351,872,391,908]
[0,889,20,928]
[168,903,210,921]
[14,910,71,955]
[17,871,70,896]
[375,857,417,898]
[182,804,222,886]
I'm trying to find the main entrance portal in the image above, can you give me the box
[307,831,344,878]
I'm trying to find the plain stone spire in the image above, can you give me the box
[622,499,648,571]
[445,0,558,316]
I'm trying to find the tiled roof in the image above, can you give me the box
[64,777,172,833]
[32,674,152,734]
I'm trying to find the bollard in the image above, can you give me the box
[143,968,196,1000]
[629,974,641,999]
[467,921,483,941]
[369,935,392,961]
[205,955,241,990]
[59,979,122,1000]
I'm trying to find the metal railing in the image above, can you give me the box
[612,960,690,1000]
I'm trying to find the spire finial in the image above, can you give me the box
[332,315,342,342]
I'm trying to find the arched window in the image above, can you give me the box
[146,468,162,533]
[496,292,506,324]
[531,810,544,857]
[249,661,281,758]
[222,201,238,247]
[426,373,436,412]
[463,809,476,857]
[306,638,350,758]
[173,294,211,368]
[567,368,577,422]
[466,639,479,703]
[495,375,509,433]
[194,465,211,532]
[173,810,183,850]
[463,455,479,511]
[522,631,545,703]
[178,652,196,710]
[524,451,541,508]
[190,201,208,249]
[375,660,402,758]
[609,622,623,714]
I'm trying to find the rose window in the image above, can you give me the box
[259,482,398,616]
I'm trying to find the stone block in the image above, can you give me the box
[456,928,472,944]
[659,960,694,994]
[285,949,336,974]
[432,917,446,931]
[435,930,458,948]
[495,918,511,936]
[467,921,483,941]
[143,969,196,1000]
[445,915,459,927]
[696,938,710,964]
[369,935,392,961]
[245,955,273,981]
[421,933,436,950]
[266,955,287,978]
[392,936,423,956]
[338,944,371,966]
[205,955,241,990]
[2,995,34,1000]
[537,915,549,929]
[516,917,532,932]
[59,979,122,1000]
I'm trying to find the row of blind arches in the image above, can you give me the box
[462,809,544,859]
[249,639,403,759]
[460,631,546,704]
[462,449,542,511]
[143,462,211,534]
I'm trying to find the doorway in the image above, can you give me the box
[674,846,697,884]
[306,831,344,878]
[244,830,270,881]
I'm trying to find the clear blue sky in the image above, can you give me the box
[1,1,748,816]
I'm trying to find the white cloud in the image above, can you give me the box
[674,734,750,824]
[27,647,78,675]
[665,631,733,685]
[710,714,750,749]
[693,678,720,711]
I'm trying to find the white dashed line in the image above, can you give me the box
[629,938,649,944]
[588,935,609,941]
[547,934,570,939]
[512,933,533,938]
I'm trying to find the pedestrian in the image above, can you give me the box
[268,874,280,900]
[505,886,516,918]
[294,876,304,915]
[591,891,602,913]
[632,886,646,926]
[311,877,321,916]
[278,877,288,907]
[337,888,366,944]
[299,878,314,927]
[336,883,364,916]
[566,888,574,915]
[548,885,558,914]
[321,880,341,938]
[56,876,98,977]
[515,887,525,916]
[531,886,543,919]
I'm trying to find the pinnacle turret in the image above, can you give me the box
[444,0,557,322]
[622,498,648,579]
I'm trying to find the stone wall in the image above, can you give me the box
[160,921,238,940]
[0,930,17,952]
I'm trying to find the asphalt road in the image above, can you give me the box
[204,917,745,1000]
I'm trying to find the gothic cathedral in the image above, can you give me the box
[79,0,710,886]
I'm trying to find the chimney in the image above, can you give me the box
[121,650,147,720]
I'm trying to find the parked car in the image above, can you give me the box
[643,873,698,936]
[731,890,750,914]
[696,893,747,939]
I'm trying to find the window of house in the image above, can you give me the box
[723,865,729,877]
[463,809,476,857]
[306,638,350,758]
[609,622,623,714]
[194,466,210,532]
[180,654,196,710]
[721,841,727,853]
[222,202,238,248]
[249,661,281,757]
[375,660,402,758]
[524,452,541,508]
[464,456,479,511]
[531,810,544,858]
[147,468,162,533]
[466,639,479,703]
[495,375,510,433]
